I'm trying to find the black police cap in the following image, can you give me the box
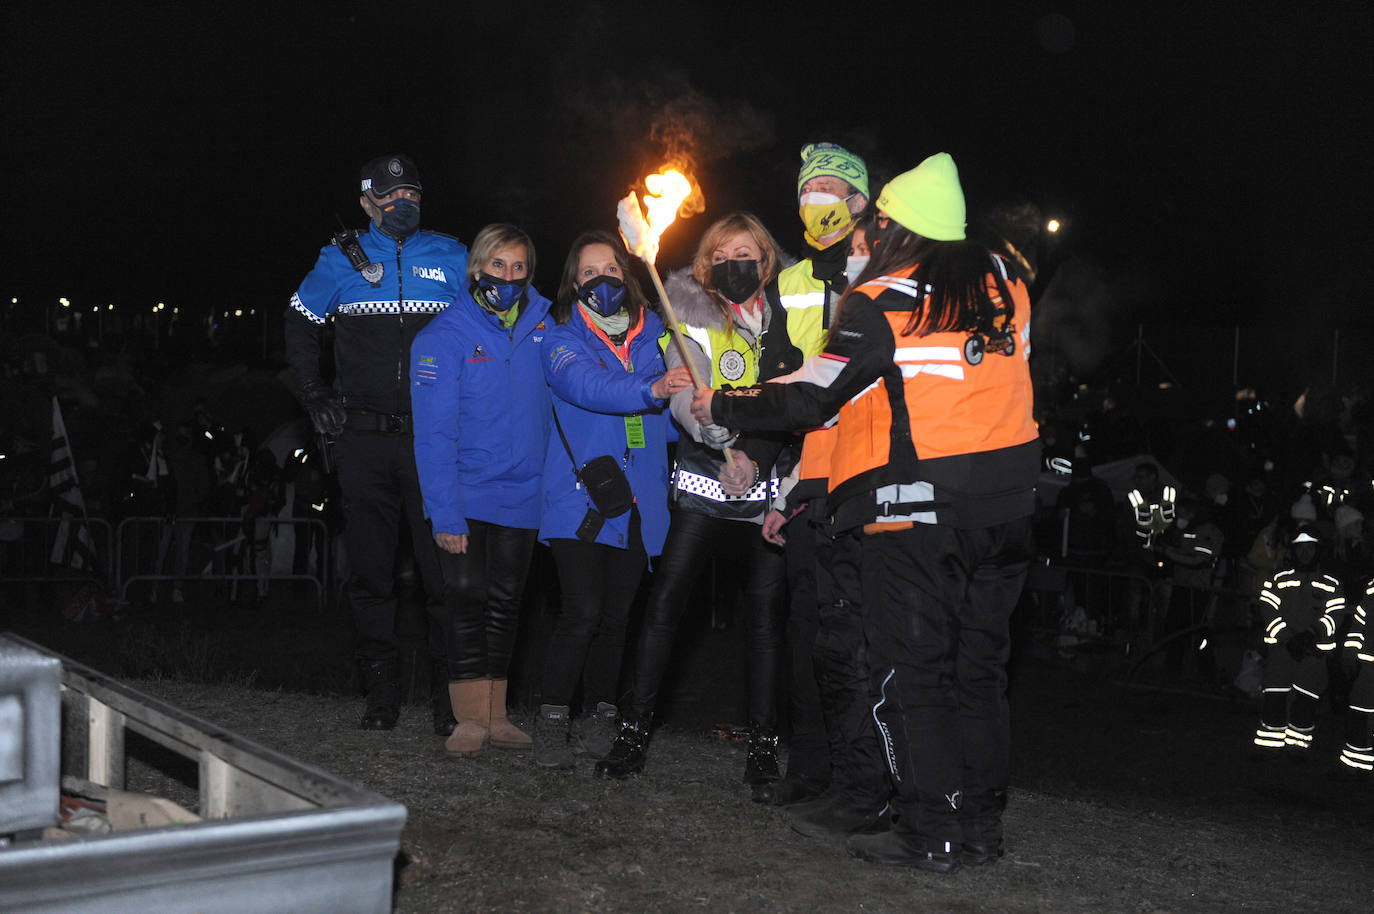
[360,154,422,196]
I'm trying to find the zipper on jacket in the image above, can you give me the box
[395,239,404,385]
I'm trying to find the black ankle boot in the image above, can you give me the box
[359,659,400,731]
[594,718,650,780]
[846,831,960,873]
[789,792,890,840]
[744,728,780,786]
[430,656,457,737]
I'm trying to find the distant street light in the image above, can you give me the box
[1047,219,1061,233]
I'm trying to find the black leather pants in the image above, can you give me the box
[623,509,785,729]
[436,519,538,681]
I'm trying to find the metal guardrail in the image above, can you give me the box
[1022,557,1258,668]
[0,515,330,612]
[0,516,113,585]
[114,516,330,611]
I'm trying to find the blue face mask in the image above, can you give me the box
[474,273,526,311]
[377,198,420,239]
[577,275,626,316]
[843,255,870,284]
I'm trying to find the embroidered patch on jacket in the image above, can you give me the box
[549,345,577,373]
[468,344,492,364]
[414,350,436,382]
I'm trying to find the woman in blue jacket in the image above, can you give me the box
[532,230,693,769]
[411,223,553,757]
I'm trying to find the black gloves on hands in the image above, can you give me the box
[298,380,346,437]
[1285,629,1318,662]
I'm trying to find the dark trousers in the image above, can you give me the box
[624,509,786,729]
[864,518,1032,850]
[436,519,538,681]
[543,523,648,708]
[335,428,446,664]
[813,529,887,800]
[781,521,829,783]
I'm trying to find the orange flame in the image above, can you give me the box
[617,167,700,264]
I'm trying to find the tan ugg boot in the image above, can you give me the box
[488,678,532,750]
[444,678,491,757]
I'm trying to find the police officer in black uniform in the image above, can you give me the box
[284,154,469,731]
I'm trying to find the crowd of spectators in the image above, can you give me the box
[4,310,1371,679]
[1034,381,1373,689]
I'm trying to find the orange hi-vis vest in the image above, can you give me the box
[779,421,840,515]
[827,258,1039,530]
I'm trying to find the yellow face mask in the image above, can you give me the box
[799,192,856,249]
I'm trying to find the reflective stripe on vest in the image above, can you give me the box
[873,481,938,524]
[779,290,825,310]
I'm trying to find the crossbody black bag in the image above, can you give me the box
[551,406,634,519]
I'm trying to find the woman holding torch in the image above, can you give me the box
[531,231,692,769]
[690,154,1039,873]
[596,212,830,787]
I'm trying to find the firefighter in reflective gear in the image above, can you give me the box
[1160,497,1224,678]
[1340,576,1374,771]
[1125,462,1174,643]
[696,153,1037,872]
[1127,464,1176,549]
[1254,527,1347,751]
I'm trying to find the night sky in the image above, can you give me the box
[4,2,1370,335]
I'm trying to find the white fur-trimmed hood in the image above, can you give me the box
[662,268,726,330]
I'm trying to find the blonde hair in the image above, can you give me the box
[690,212,783,310]
[467,223,536,282]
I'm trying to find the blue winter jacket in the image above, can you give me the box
[410,287,553,535]
[538,307,673,558]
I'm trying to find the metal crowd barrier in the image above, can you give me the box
[0,516,114,586]
[114,516,330,611]
[1022,556,1258,661]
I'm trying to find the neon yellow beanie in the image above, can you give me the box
[876,152,966,241]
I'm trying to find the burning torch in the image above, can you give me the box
[617,169,737,468]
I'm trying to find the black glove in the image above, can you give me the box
[298,380,346,437]
[1285,629,1317,661]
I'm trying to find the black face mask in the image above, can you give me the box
[710,259,761,305]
